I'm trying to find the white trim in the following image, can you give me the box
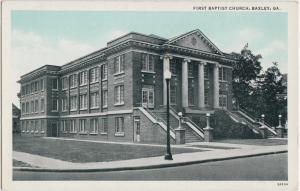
[21,116,59,120]
[137,107,175,139]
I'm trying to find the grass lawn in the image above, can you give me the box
[216,139,287,146]
[13,160,34,167]
[13,136,203,163]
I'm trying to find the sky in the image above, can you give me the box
[11,11,288,107]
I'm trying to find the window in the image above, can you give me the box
[114,85,124,105]
[170,62,176,75]
[219,67,227,81]
[62,77,68,90]
[188,79,195,105]
[188,63,194,77]
[26,121,29,132]
[79,119,86,133]
[41,99,45,112]
[25,102,29,113]
[101,118,108,133]
[101,64,107,80]
[90,67,99,83]
[30,101,34,113]
[115,117,124,134]
[41,120,45,133]
[79,71,87,85]
[21,121,25,132]
[34,100,39,113]
[90,118,98,133]
[204,88,209,106]
[31,83,34,93]
[52,98,58,111]
[21,103,25,114]
[79,94,87,109]
[70,120,76,133]
[102,90,108,108]
[170,79,177,104]
[141,54,155,72]
[114,54,125,74]
[34,81,38,92]
[204,65,209,79]
[31,121,34,133]
[70,74,78,88]
[142,86,154,108]
[34,120,39,133]
[52,78,58,90]
[70,96,77,111]
[61,120,67,132]
[40,79,44,91]
[21,86,25,96]
[219,95,227,108]
[90,92,99,108]
[62,97,68,111]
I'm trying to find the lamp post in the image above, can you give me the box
[164,70,173,160]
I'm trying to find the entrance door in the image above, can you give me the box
[142,88,154,108]
[51,123,58,137]
[133,118,141,142]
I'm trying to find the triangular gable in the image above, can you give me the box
[166,30,223,55]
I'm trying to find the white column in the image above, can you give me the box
[162,55,171,105]
[182,58,189,108]
[213,63,220,108]
[198,62,205,108]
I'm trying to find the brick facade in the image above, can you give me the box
[18,29,236,143]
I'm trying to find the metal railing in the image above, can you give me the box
[182,116,204,133]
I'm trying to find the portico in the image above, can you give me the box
[162,54,222,110]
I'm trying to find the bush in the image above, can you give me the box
[211,110,262,139]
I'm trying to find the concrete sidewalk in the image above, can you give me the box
[13,144,287,172]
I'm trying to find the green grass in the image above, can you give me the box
[13,160,34,167]
[216,139,287,146]
[13,136,203,163]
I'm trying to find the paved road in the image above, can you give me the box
[13,153,287,181]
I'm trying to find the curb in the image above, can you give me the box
[13,150,288,173]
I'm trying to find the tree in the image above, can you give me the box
[232,45,262,110]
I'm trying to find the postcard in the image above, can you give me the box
[1,0,298,191]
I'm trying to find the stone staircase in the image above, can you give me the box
[227,109,277,137]
[152,108,204,143]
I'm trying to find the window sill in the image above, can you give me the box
[79,132,88,135]
[89,132,98,135]
[51,110,58,112]
[90,81,99,85]
[70,109,77,112]
[102,106,108,109]
[26,131,30,133]
[90,106,100,109]
[52,89,59,91]
[70,86,77,89]
[79,84,87,87]
[79,108,88,111]
[41,131,45,133]
[62,110,68,112]
[62,131,68,134]
[115,132,125,137]
[100,132,108,135]
[102,79,108,82]
[62,88,68,91]
[114,72,125,76]
[70,131,77,134]
[141,70,156,74]
[114,102,125,106]
[22,131,25,133]
[34,131,39,133]
[30,131,34,133]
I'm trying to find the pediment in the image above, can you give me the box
[166,30,222,55]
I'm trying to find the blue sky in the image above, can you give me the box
[11,11,288,106]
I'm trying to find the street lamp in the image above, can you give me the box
[164,70,173,160]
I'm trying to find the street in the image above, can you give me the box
[13,153,287,181]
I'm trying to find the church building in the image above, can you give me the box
[18,29,237,143]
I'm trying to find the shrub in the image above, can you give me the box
[211,110,262,139]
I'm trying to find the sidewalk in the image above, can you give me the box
[13,143,287,172]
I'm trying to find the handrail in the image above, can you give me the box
[238,107,259,122]
[183,117,204,133]
[144,107,174,131]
